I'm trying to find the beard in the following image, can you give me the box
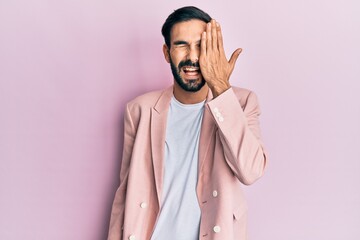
[169,57,206,92]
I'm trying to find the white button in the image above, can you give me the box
[212,190,218,197]
[129,235,136,240]
[213,107,219,113]
[140,202,147,208]
[215,112,222,118]
[213,225,221,233]
[219,117,224,122]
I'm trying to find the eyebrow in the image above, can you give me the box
[173,40,201,45]
[173,40,188,45]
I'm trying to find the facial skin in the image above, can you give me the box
[163,19,242,104]
[163,19,207,93]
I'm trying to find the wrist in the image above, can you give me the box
[210,82,231,98]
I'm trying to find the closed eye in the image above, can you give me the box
[173,40,188,47]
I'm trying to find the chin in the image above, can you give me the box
[177,78,206,92]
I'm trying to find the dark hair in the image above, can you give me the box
[161,6,212,48]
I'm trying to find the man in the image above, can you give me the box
[108,6,267,240]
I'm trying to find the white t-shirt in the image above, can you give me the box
[150,96,205,240]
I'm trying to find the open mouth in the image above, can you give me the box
[182,66,200,76]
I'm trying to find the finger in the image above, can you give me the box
[229,48,243,69]
[206,22,212,53]
[211,19,218,52]
[216,22,226,56]
[201,31,207,57]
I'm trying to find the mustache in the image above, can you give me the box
[178,60,200,69]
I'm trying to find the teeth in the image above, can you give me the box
[183,67,199,71]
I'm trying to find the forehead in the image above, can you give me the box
[170,19,207,42]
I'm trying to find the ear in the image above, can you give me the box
[162,44,170,63]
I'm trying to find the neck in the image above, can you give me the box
[173,81,209,104]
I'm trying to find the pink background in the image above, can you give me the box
[1,0,359,239]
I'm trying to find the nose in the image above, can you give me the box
[187,45,199,63]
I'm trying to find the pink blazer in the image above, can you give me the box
[108,86,267,240]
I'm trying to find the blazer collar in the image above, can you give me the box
[153,86,173,114]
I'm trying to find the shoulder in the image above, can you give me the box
[126,86,171,112]
[128,89,163,106]
[231,86,259,106]
[231,86,256,98]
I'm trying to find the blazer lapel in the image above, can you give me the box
[198,90,216,174]
[150,86,173,207]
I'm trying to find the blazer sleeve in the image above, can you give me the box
[108,103,136,240]
[206,87,267,185]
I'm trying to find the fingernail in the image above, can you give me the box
[216,22,219,27]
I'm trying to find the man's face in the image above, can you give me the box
[164,19,207,92]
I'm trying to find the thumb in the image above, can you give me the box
[229,48,242,68]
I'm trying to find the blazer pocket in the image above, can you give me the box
[232,206,248,239]
[233,205,247,221]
